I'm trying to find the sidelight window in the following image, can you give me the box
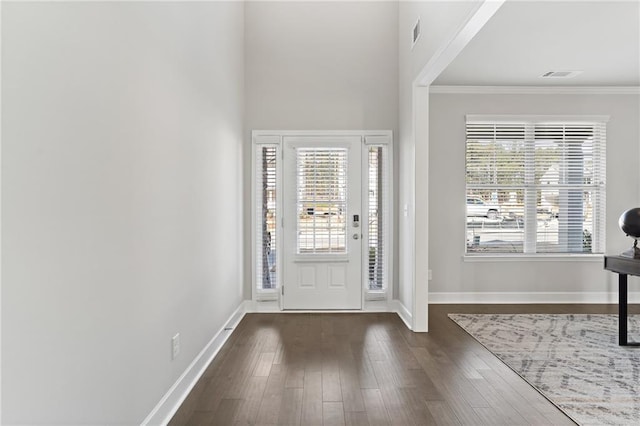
[255,144,279,291]
[367,144,389,292]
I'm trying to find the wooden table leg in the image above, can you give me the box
[620,273,628,346]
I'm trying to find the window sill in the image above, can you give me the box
[463,253,604,262]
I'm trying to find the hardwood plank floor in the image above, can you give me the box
[170,304,638,425]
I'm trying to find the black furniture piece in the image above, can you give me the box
[604,255,640,346]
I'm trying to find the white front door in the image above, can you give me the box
[282,136,362,309]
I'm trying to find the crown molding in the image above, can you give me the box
[429,85,640,95]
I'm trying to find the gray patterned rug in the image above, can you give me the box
[449,314,640,425]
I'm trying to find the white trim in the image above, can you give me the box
[429,292,640,304]
[431,85,640,95]
[284,136,359,150]
[253,130,392,138]
[463,254,604,262]
[141,302,247,426]
[361,146,368,309]
[0,1,3,417]
[251,140,257,302]
[390,300,413,331]
[363,136,394,304]
[412,88,429,332]
[409,0,506,333]
[466,114,611,123]
[416,0,505,87]
[276,142,284,310]
[251,135,282,304]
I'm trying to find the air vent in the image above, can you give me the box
[412,17,421,49]
[540,71,582,78]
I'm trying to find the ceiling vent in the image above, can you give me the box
[540,71,582,78]
[411,17,421,49]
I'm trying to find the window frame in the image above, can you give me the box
[252,135,282,301]
[294,146,349,256]
[464,115,608,259]
[363,137,393,300]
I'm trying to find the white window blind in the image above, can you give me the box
[296,148,348,254]
[255,145,278,290]
[466,118,606,255]
[367,145,388,292]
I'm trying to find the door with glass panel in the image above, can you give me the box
[282,136,362,309]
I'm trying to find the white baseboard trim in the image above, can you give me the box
[429,292,640,304]
[390,300,413,330]
[141,301,247,426]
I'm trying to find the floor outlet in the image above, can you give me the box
[172,333,180,360]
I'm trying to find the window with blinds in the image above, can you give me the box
[296,148,348,254]
[465,117,607,255]
[256,145,278,291]
[367,144,388,292]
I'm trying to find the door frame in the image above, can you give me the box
[251,130,394,311]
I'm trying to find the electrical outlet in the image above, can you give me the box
[172,333,180,360]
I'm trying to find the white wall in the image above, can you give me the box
[1,2,244,424]
[429,92,640,300]
[397,1,481,327]
[244,1,399,298]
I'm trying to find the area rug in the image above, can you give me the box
[449,313,640,425]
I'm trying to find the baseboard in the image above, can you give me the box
[429,292,640,304]
[390,299,413,330]
[141,301,247,426]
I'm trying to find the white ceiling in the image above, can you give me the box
[433,0,640,87]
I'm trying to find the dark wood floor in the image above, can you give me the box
[169,304,635,425]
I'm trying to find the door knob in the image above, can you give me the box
[353,234,359,240]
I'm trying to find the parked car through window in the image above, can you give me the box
[466,196,500,220]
